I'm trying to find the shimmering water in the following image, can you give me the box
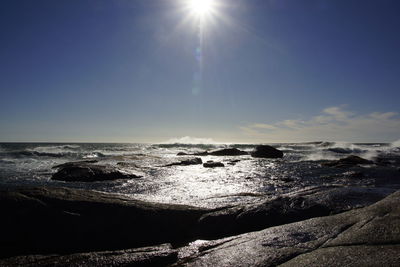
[1,142,400,208]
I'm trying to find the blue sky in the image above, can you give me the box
[1,0,400,143]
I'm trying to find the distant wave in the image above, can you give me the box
[391,139,400,148]
[300,141,399,161]
[162,136,222,145]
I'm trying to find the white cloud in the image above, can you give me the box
[239,106,400,142]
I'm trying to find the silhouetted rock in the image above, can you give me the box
[52,163,140,182]
[0,244,177,267]
[251,145,284,158]
[180,190,400,267]
[178,148,248,157]
[328,148,353,154]
[208,148,248,156]
[203,161,225,168]
[0,186,210,258]
[322,155,373,168]
[165,158,203,167]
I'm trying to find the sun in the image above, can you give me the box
[188,0,215,17]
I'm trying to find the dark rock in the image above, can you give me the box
[203,161,225,168]
[197,187,392,240]
[0,186,211,258]
[327,148,353,154]
[52,163,140,182]
[165,158,203,167]
[322,155,374,168]
[180,190,400,267]
[251,145,283,158]
[208,148,248,156]
[0,185,395,264]
[0,244,177,267]
[179,148,248,157]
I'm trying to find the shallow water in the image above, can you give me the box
[1,142,400,208]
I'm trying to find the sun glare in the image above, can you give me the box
[188,0,215,17]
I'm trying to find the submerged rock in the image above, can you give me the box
[322,155,374,168]
[251,145,284,158]
[165,158,203,167]
[203,161,225,168]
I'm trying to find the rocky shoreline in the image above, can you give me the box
[1,184,399,266]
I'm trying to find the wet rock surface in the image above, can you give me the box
[251,145,284,158]
[179,190,400,266]
[197,186,392,239]
[0,244,177,267]
[52,161,141,182]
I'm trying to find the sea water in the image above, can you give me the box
[1,142,400,208]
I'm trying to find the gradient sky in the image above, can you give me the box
[1,0,400,143]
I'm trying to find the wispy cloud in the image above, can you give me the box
[239,106,400,142]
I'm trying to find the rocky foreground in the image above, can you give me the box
[0,184,399,266]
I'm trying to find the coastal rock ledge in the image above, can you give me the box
[0,186,399,266]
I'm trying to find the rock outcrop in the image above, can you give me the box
[197,186,390,239]
[179,190,400,266]
[208,148,248,156]
[203,161,225,168]
[177,148,248,157]
[0,186,210,258]
[322,155,374,168]
[51,161,140,182]
[251,145,284,158]
[164,158,203,167]
[1,185,398,266]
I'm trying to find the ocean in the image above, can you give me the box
[1,142,400,208]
